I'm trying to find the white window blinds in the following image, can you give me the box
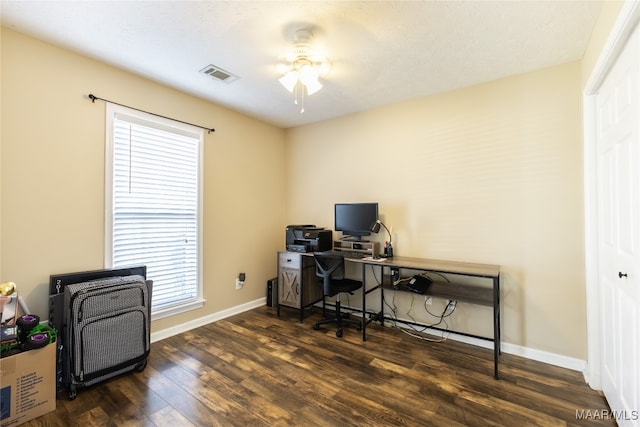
[106,105,203,318]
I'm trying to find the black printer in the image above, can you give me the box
[286,225,333,253]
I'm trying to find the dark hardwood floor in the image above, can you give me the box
[26,306,612,426]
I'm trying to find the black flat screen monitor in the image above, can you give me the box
[335,202,378,241]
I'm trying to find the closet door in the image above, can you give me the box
[595,22,640,426]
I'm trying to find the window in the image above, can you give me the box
[105,104,204,319]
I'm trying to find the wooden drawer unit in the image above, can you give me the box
[278,252,301,271]
[277,252,322,320]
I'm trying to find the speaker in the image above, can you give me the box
[266,278,278,307]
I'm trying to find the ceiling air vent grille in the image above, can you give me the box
[199,64,239,83]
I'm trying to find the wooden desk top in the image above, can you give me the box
[349,255,500,279]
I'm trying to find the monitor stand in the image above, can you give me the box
[340,236,369,242]
[333,240,379,257]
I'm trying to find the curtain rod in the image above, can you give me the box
[88,94,215,134]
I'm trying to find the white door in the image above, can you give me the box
[596,22,640,426]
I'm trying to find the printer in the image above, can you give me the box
[286,225,333,253]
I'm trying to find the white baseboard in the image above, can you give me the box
[392,322,587,373]
[500,341,586,372]
[150,299,587,374]
[150,297,265,343]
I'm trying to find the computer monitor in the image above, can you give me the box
[334,202,378,241]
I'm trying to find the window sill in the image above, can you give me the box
[151,298,206,321]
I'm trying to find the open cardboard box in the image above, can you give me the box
[0,338,56,426]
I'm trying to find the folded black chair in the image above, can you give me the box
[312,252,363,337]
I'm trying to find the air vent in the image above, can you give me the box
[199,64,239,83]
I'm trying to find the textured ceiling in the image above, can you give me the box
[1,1,602,128]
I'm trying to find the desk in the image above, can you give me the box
[276,251,501,379]
[349,256,501,379]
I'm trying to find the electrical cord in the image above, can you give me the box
[364,264,459,342]
[382,281,457,342]
[425,271,450,283]
[424,295,456,318]
[398,299,456,342]
[406,293,418,323]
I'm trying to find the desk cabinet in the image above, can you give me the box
[277,252,322,321]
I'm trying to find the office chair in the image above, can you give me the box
[312,252,363,337]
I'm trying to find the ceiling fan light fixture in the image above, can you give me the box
[279,70,298,93]
[299,64,318,86]
[304,76,323,96]
[279,28,329,113]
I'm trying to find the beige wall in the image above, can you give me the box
[0,1,625,361]
[281,2,625,361]
[286,61,585,358]
[0,28,286,333]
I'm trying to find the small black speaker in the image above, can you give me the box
[266,278,278,307]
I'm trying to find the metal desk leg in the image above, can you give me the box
[362,263,367,341]
[380,264,385,327]
[493,275,500,379]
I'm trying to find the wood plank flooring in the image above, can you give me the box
[25,306,613,426]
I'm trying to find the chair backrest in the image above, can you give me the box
[313,252,346,295]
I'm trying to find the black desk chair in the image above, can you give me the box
[312,252,363,337]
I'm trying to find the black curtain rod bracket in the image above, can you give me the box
[88,93,215,134]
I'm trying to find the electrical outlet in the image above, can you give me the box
[391,268,400,283]
[236,272,246,290]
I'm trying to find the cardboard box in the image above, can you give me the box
[0,340,56,426]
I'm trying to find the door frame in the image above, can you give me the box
[584,0,640,389]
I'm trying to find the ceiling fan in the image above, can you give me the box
[278,28,331,113]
